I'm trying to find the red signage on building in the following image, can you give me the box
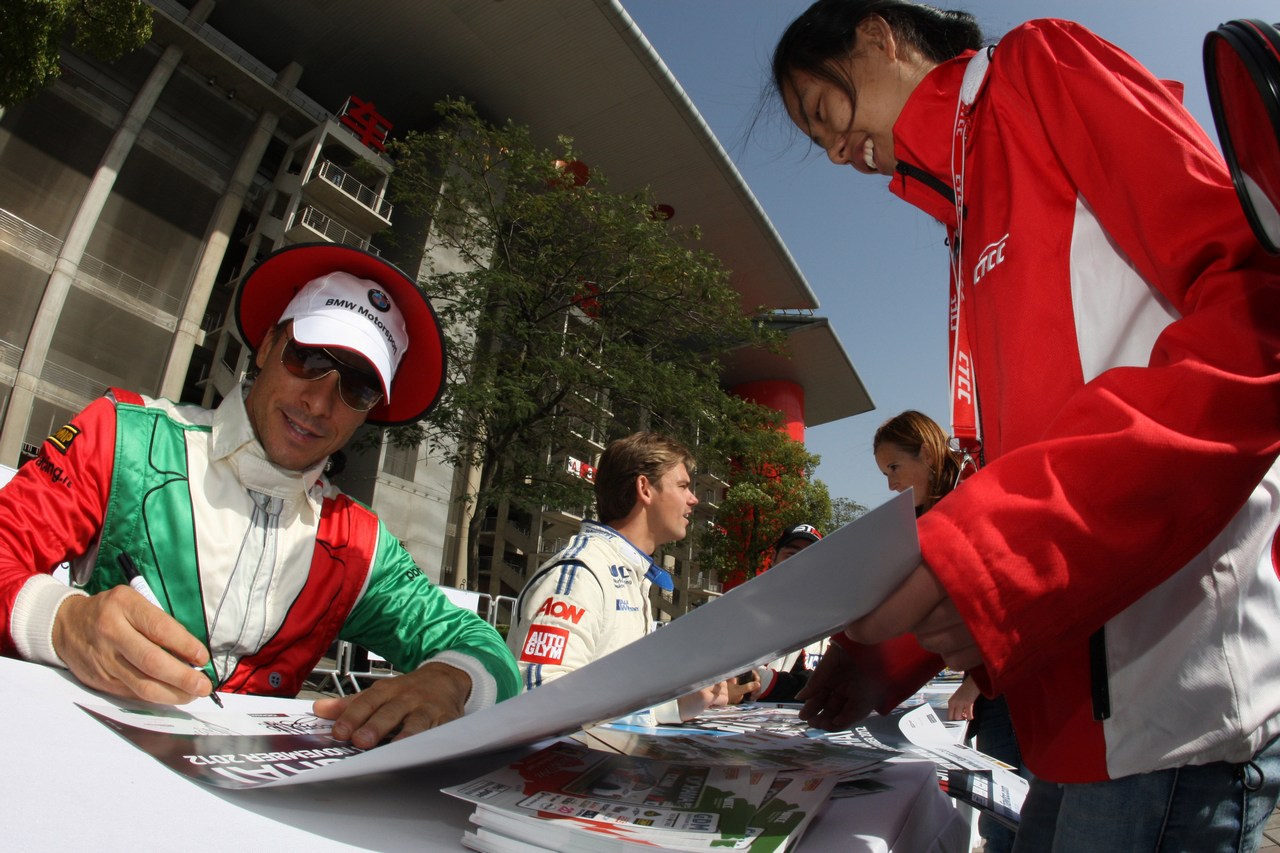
[567,456,596,483]
[339,96,393,153]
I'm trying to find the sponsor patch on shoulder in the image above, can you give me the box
[519,626,570,666]
[47,423,80,454]
[535,596,587,624]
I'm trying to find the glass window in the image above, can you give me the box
[84,146,217,309]
[382,439,418,482]
[147,66,254,179]
[0,96,111,238]
[23,397,76,459]
[48,289,172,397]
[0,253,49,350]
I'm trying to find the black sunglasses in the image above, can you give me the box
[279,337,384,412]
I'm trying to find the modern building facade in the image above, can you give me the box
[0,0,872,617]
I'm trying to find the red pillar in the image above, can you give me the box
[731,379,805,443]
[717,379,807,592]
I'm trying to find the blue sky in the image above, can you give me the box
[617,0,1277,513]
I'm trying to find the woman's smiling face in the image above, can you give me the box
[780,16,934,176]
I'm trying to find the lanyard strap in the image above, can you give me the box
[948,47,994,463]
[949,267,981,455]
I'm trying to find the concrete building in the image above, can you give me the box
[0,0,872,617]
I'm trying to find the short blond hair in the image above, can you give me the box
[595,432,695,524]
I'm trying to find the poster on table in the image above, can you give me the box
[81,492,920,790]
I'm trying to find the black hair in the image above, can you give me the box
[772,0,983,99]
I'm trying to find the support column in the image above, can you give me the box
[0,44,185,465]
[159,61,304,401]
[718,379,808,593]
[731,379,806,443]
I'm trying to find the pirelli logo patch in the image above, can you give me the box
[519,626,570,666]
[47,424,80,454]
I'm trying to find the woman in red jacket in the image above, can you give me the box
[776,2,1280,850]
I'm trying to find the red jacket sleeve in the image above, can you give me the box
[0,397,115,654]
[921,21,1280,689]
[830,632,944,714]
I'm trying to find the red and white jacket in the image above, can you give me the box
[864,20,1280,783]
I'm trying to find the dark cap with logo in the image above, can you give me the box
[774,523,823,553]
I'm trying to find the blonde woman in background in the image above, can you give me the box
[874,410,1024,852]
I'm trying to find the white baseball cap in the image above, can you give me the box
[236,243,446,425]
[278,270,407,402]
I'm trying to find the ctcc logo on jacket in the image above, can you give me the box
[535,597,587,624]
[972,233,1009,285]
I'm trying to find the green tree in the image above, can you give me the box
[827,495,868,531]
[386,99,778,592]
[696,400,832,589]
[1,1,152,108]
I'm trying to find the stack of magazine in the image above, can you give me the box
[442,702,1028,851]
[442,738,836,852]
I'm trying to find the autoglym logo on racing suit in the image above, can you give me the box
[519,625,570,665]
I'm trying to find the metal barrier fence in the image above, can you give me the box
[313,587,519,694]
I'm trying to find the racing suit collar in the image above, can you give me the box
[581,519,675,591]
[211,382,325,510]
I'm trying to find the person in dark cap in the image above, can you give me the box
[728,523,825,704]
[0,242,518,748]
[773,523,823,563]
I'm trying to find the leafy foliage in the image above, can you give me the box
[0,1,152,108]
[695,399,833,589]
[827,495,868,531]
[386,99,781,588]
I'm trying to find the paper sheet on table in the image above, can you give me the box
[270,491,919,787]
[88,491,919,789]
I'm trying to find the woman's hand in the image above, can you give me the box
[948,673,981,721]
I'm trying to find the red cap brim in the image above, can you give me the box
[236,242,446,425]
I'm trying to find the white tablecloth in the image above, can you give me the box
[0,657,970,851]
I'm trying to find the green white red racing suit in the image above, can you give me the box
[0,386,517,705]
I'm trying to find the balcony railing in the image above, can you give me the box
[688,572,722,594]
[539,536,573,556]
[289,206,379,254]
[0,208,182,316]
[0,208,62,263]
[0,338,24,371]
[480,516,532,539]
[76,255,182,314]
[311,160,393,220]
[41,359,112,403]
